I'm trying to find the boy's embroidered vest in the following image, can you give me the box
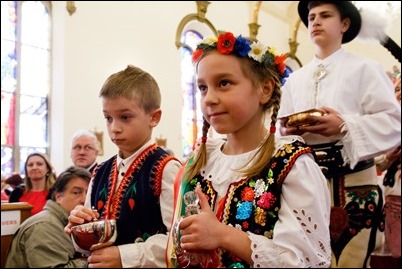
[172,140,313,268]
[91,145,177,245]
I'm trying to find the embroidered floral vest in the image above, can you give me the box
[91,145,177,245]
[174,140,312,268]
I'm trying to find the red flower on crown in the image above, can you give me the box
[217,32,236,54]
[192,49,203,63]
[274,54,287,75]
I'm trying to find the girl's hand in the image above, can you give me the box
[179,187,224,251]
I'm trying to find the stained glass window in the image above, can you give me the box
[1,1,50,176]
[180,31,203,159]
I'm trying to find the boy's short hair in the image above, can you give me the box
[99,65,161,113]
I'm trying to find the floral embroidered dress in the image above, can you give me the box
[167,136,331,268]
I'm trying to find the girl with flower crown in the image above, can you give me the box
[166,31,331,268]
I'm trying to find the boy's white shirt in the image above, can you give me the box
[278,48,401,168]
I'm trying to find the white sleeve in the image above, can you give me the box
[250,153,331,268]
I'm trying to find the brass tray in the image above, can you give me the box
[282,109,325,128]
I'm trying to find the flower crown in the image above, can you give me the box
[192,31,288,82]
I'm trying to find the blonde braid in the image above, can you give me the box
[269,79,282,130]
[186,118,210,181]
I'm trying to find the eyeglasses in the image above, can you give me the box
[72,145,96,152]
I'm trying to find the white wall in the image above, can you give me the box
[49,1,401,173]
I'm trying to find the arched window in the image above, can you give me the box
[175,1,217,160]
[1,1,51,176]
[180,30,203,159]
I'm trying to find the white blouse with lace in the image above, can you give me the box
[198,135,331,268]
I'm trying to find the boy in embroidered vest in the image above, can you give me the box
[65,65,182,267]
[166,31,331,268]
[278,2,401,268]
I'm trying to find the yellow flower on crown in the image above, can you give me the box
[249,41,267,62]
[202,36,217,46]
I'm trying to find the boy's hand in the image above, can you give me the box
[87,246,122,268]
[278,117,305,136]
[385,145,401,163]
[299,106,344,136]
[64,205,99,234]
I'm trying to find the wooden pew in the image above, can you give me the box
[1,202,32,268]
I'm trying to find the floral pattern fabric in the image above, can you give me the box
[167,136,331,268]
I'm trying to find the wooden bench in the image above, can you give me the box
[1,202,32,268]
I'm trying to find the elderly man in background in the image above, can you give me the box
[70,129,99,174]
